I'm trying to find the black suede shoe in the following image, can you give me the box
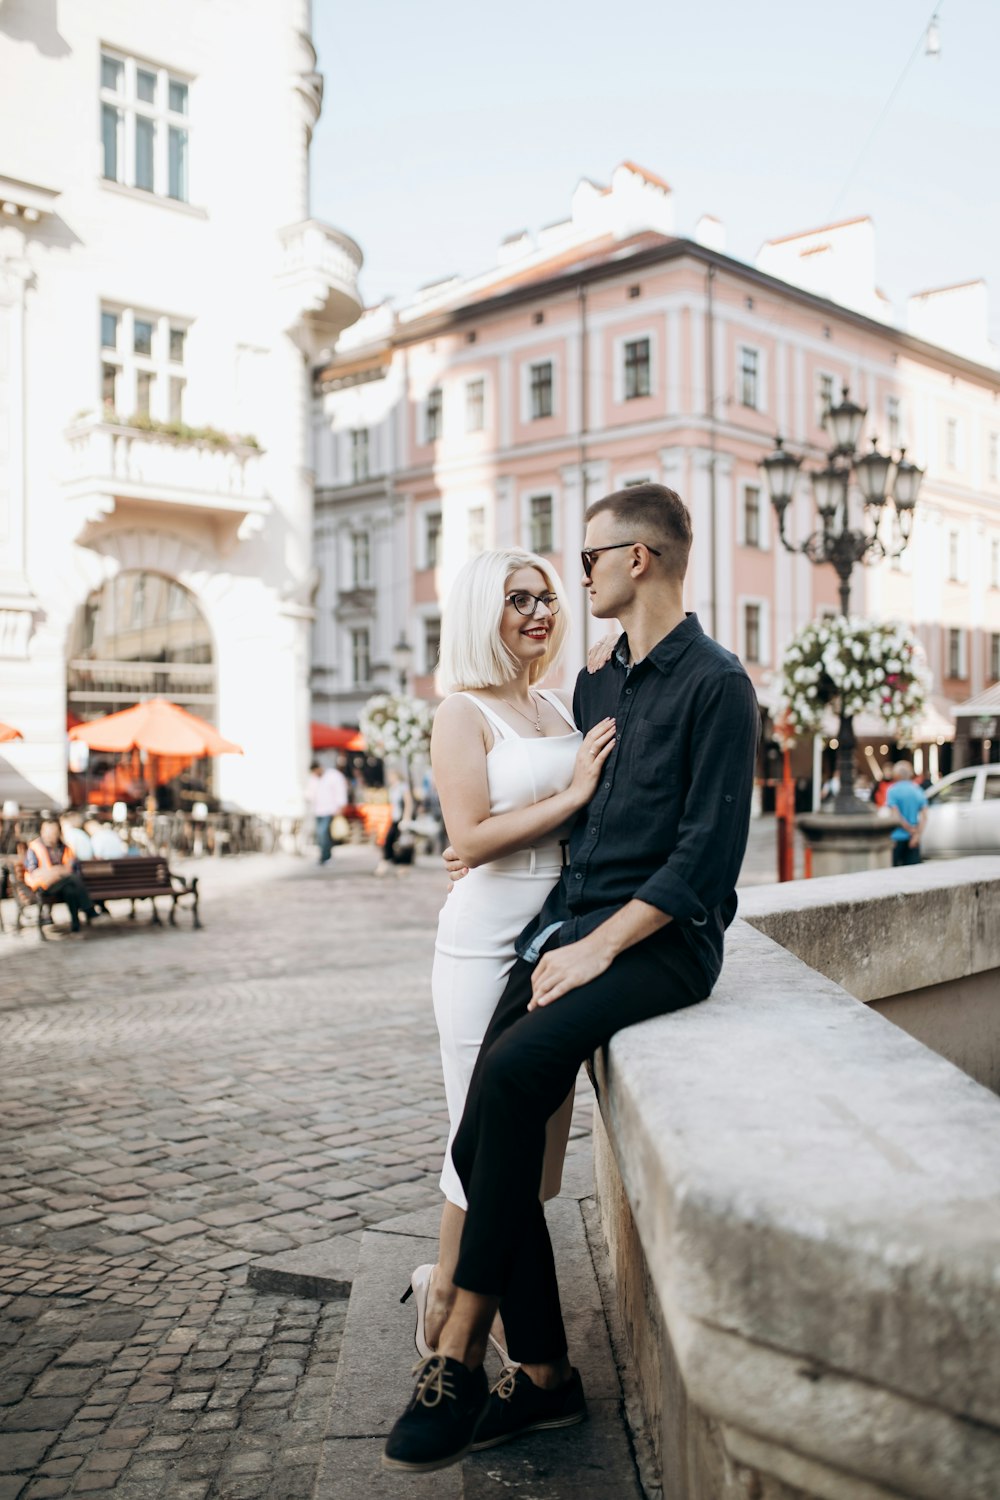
[382,1355,489,1472]
[470,1365,586,1450]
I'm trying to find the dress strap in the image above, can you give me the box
[536,689,578,731]
[458,693,518,742]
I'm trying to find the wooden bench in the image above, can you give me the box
[12,855,200,938]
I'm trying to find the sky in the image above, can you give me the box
[311,0,1000,341]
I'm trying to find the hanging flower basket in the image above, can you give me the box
[359,692,434,762]
[773,616,931,747]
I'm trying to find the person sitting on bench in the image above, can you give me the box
[23,818,99,932]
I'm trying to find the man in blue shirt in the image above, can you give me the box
[885,761,928,866]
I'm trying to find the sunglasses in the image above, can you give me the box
[580,541,662,577]
[505,591,560,617]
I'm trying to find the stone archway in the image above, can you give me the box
[67,570,216,723]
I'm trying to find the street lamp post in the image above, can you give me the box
[760,389,924,815]
[391,632,414,696]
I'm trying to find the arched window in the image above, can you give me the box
[68,571,214,721]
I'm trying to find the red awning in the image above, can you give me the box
[311,721,366,752]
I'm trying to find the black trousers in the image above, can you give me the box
[451,926,708,1364]
[45,873,96,926]
[891,841,922,867]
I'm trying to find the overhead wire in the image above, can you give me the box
[829,3,944,218]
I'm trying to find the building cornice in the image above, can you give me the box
[317,238,1000,394]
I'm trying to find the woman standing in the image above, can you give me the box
[405,548,615,1361]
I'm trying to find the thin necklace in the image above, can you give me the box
[497,689,543,734]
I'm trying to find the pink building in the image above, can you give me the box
[312,164,1000,779]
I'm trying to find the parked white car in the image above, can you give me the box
[921,766,1000,858]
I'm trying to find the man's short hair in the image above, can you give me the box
[40,817,60,835]
[585,483,692,579]
[310,761,322,773]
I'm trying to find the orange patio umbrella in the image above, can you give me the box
[310,721,365,752]
[68,699,243,757]
[0,721,24,744]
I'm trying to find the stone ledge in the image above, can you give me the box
[738,855,1000,1001]
[594,888,1000,1500]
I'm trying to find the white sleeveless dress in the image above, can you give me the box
[432,689,582,1209]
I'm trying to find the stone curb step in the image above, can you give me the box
[246,1234,361,1300]
[311,1157,645,1500]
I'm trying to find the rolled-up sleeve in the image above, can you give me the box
[634,670,760,923]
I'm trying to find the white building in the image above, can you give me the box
[0,0,362,815]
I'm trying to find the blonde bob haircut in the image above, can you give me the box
[439,548,571,693]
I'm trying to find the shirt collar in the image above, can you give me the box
[614,612,704,675]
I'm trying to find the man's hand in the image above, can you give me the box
[529,935,612,1010]
[442,845,469,884]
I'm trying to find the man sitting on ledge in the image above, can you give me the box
[383,483,761,1472]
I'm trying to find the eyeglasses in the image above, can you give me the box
[505,590,560,617]
[580,541,662,577]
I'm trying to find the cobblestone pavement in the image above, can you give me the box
[0,820,788,1498]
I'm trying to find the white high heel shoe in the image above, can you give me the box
[488,1332,520,1373]
[401,1264,520,1370]
[399,1263,434,1359]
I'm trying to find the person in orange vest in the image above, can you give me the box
[23,817,99,932]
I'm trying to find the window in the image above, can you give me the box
[168,376,184,423]
[886,395,901,448]
[351,428,369,483]
[102,362,118,411]
[984,773,1000,801]
[350,628,371,687]
[467,506,485,555]
[990,632,1000,682]
[424,617,442,675]
[948,530,960,582]
[465,378,485,433]
[529,361,553,420]
[99,51,191,202]
[931,777,974,805]
[529,495,553,554]
[739,347,759,409]
[947,627,966,679]
[624,338,651,400]
[129,573,147,629]
[991,538,1000,589]
[817,372,835,428]
[423,511,442,569]
[425,387,443,442]
[351,531,371,587]
[743,485,762,548]
[100,305,188,421]
[946,418,958,469]
[990,432,999,483]
[135,369,154,416]
[743,603,761,664]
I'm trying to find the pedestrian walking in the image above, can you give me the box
[885,760,928,865]
[377,769,415,875]
[383,483,759,1473]
[306,760,348,866]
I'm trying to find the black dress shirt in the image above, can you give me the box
[517,613,761,992]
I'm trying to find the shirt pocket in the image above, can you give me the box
[629,717,680,792]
